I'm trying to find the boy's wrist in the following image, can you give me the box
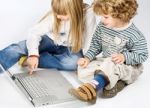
[85,57,90,61]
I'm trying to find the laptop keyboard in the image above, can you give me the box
[18,76,50,98]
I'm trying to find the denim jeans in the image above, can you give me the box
[0,35,83,73]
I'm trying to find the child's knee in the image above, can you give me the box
[61,56,79,71]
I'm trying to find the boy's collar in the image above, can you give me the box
[112,21,133,31]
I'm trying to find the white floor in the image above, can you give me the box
[0,0,150,108]
[0,61,150,108]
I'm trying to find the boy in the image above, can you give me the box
[69,0,148,102]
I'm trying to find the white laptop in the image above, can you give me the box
[6,69,76,107]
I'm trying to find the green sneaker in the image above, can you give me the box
[102,80,126,98]
[18,56,27,67]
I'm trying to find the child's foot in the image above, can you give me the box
[69,83,97,104]
[102,80,126,98]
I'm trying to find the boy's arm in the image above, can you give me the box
[84,24,102,61]
[123,36,148,65]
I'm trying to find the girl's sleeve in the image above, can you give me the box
[82,7,97,54]
[26,14,53,56]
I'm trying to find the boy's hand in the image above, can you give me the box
[26,56,39,74]
[77,57,90,68]
[111,53,125,64]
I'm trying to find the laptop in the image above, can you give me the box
[7,69,76,107]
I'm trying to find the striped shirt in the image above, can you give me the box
[85,22,149,65]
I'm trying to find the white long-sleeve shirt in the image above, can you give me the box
[26,7,96,56]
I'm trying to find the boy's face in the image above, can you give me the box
[57,14,69,21]
[101,14,123,28]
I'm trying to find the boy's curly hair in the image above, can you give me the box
[93,0,138,22]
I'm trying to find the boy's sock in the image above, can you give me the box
[90,74,108,90]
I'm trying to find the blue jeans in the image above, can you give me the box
[0,35,83,73]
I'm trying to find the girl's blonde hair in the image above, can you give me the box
[93,0,138,23]
[51,0,85,53]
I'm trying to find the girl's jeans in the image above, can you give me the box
[0,35,83,73]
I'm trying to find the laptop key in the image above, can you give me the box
[19,76,50,98]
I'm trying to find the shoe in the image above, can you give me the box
[69,83,97,104]
[102,80,126,98]
[18,56,27,66]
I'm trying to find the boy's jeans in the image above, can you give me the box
[0,35,83,73]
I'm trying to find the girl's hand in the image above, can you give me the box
[26,56,39,74]
[77,57,90,68]
[111,53,125,64]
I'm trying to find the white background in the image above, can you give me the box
[0,0,150,108]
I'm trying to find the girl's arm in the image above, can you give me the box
[26,13,53,56]
[83,7,97,54]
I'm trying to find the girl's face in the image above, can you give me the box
[101,14,125,29]
[57,14,69,21]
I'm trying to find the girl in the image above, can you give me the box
[0,0,96,74]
